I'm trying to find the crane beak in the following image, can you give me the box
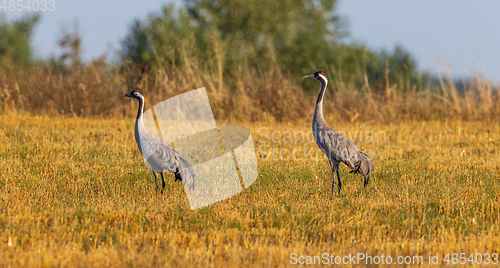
[302,74,314,79]
[121,93,130,97]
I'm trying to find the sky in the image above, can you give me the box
[337,0,500,81]
[2,0,499,81]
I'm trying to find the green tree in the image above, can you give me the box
[185,0,347,74]
[121,1,347,74]
[121,19,152,69]
[0,14,40,69]
[120,1,426,92]
[378,45,427,91]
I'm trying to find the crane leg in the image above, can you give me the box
[336,170,342,198]
[159,172,166,194]
[329,161,337,200]
[152,171,160,194]
[330,171,336,200]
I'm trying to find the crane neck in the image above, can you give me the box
[313,78,328,124]
[134,96,147,153]
[136,96,145,120]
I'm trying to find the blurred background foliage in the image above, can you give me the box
[0,14,40,70]
[121,0,424,93]
[0,0,497,122]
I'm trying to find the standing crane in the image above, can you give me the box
[122,89,195,194]
[303,71,373,198]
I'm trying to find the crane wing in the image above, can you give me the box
[142,139,177,173]
[139,135,196,190]
[321,129,362,171]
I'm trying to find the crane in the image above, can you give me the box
[303,71,373,198]
[122,89,195,194]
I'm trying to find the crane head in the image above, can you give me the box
[121,89,144,99]
[302,71,327,81]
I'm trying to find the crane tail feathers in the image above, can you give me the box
[364,175,370,187]
[176,155,196,190]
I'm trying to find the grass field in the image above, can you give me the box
[1,114,499,267]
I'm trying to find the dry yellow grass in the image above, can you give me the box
[0,114,499,267]
[1,59,500,124]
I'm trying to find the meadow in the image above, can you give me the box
[2,2,500,266]
[1,113,499,267]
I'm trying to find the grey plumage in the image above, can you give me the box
[303,71,373,198]
[122,89,195,193]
